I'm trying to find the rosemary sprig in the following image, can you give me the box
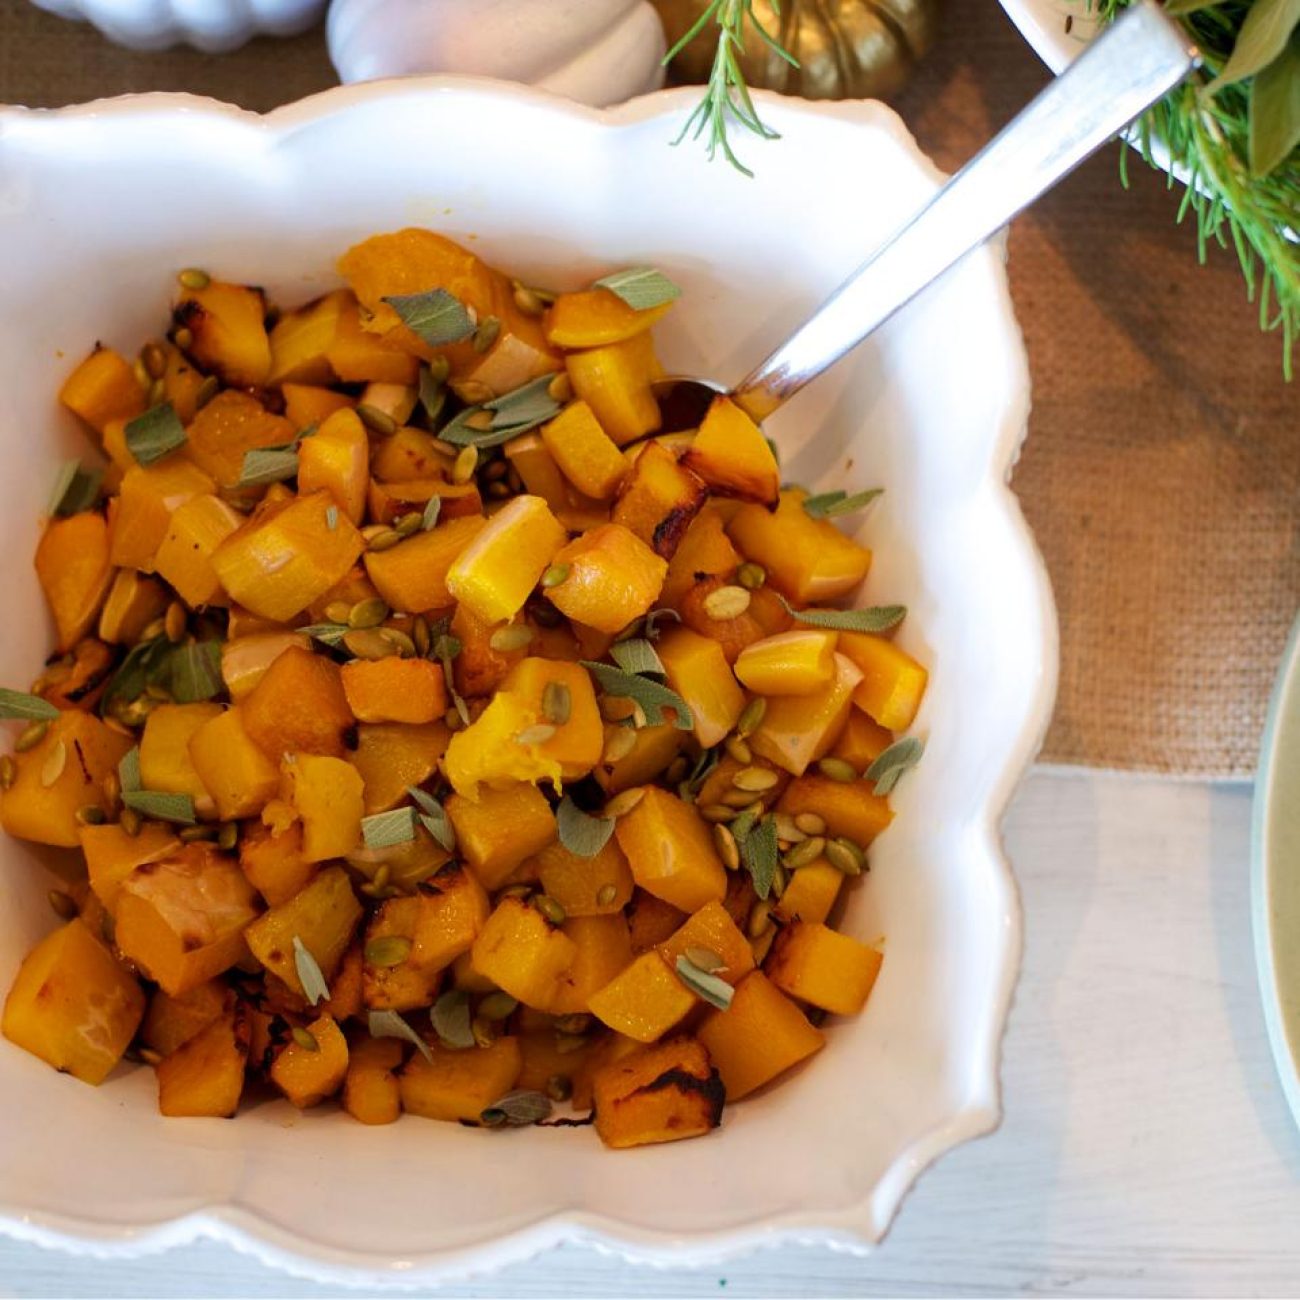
[665,0,799,177]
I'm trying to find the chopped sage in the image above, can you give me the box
[556,795,615,859]
[299,623,352,648]
[439,374,564,449]
[124,402,186,466]
[867,736,924,797]
[419,363,448,425]
[800,487,883,520]
[480,1089,553,1127]
[609,638,665,677]
[777,595,906,634]
[236,446,299,488]
[581,662,693,731]
[100,637,171,709]
[370,1008,434,1063]
[641,607,682,641]
[740,814,779,900]
[408,786,456,852]
[594,267,682,312]
[674,954,734,1010]
[421,494,442,532]
[48,461,104,517]
[361,806,419,850]
[0,689,59,723]
[430,989,474,1051]
[164,640,223,704]
[121,789,196,825]
[118,746,142,794]
[383,289,475,348]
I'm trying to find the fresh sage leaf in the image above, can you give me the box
[101,637,171,709]
[1251,31,1300,175]
[118,746,142,794]
[556,795,615,858]
[582,662,693,730]
[421,494,442,531]
[480,1089,553,1127]
[740,815,779,901]
[164,641,223,704]
[383,289,475,347]
[641,607,682,641]
[609,638,665,677]
[121,789,196,824]
[594,267,682,312]
[48,461,104,517]
[430,989,474,1050]
[369,1009,433,1063]
[125,403,187,466]
[361,806,418,850]
[674,955,734,1011]
[801,487,883,520]
[867,736,924,797]
[293,935,330,1007]
[777,595,906,634]
[236,446,299,488]
[299,623,352,648]
[419,364,448,425]
[407,786,456,852]
[0,688,59,722]
[1209,0,1300,90]
[439,374,563,448]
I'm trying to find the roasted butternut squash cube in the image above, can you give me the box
[281,754,364,862]
[370,425,454,483]
[767,921,883,1016]
[343,1034,404,1125]
[112,463,212,575]
[349,721,451,815]
[364,514,485,614]
[615,786,726,914]
[694,754,788,810]
[187,706,279,821]
[626,892,687,955]
[566,333,661,446]
[97,568,168,645]
[239,821,317,907]
[592,1036,724,1149]
[268,291,346,386]
[656,627,745,749]
[775,773,893,847]
[516,1028,593,1094]
[115,847,260,996]
[727,489,872,604]
[735,630,838,696]
[139,702,223,816]
[0,711,131,848]
[451,327,560,403]
[445,495,566,625]
[326,292,421,384]
[367,477,482,527]
[340,657,447,725]
[544,288,671,347]
[399,1036,523,1124]
[298,407,369,525]
[503,432,585,518]
[141,980,228,1057]
[678,575,777,665]
[592,722,685,795]
[36,512,113,652]
[588,950,695,1042]
[442,689,563,798]
[835,632,929,731]
[657,900,755,986]
[244,865,363,997]
[500,657,603,781]
[535,836,634,918]
[541,400,627,500]
[749,653,863,776]
[681,396,779,506]
[447,782,556,889]
[696,971,824,1099]
[548,912,635,1016]
[220,631,311,701]
[470,897,577,1010]
[451,949,496,995]
[830,709,894,773]
[153,493,242,608]
[81,822,181,910]
[242,645,354,760]
[361,896,441,1012]
[662,504,741,608]
[270,1013,349,1108]
[213,491,364,623]
[59,346,145,435]
[183,390,294,489]
[448,603,530,699]
[611,441,707,559]
[411,865,491,972]
[155,1005,250,1117]
[545,523,667,634]
[283,382,353,429]
[1,918,145,1085]
[775,862,843,926]
[174,279,271,388]
[319,941,364,1022]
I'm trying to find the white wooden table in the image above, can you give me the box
[2,769,1297,1297]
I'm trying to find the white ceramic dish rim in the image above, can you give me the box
[0,80,1057,1288]
[1251,612,1300,1135]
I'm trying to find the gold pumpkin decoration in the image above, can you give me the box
[654,0,940,102]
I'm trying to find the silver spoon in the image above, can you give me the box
[654,0,1199,432]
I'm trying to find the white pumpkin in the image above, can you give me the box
[327,0,667,105]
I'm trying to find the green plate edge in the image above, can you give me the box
[1252,609,1300,1132]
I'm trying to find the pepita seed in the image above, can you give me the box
[712,823,740,871]
[195,374,220,408]
[173,326,195,350]
[344,628,395,661]
[555,1031,587,1055]
[596,882,619,907]
[139,616,168,642]
[15,721,48,753]
[444,707,464,731]
[723,789,763,811]
[700,802,737,823]
[533,894,567,926]
[47,889,78,920]
[148,378,165,406]
[794,812,826,836]
[602,786,645,818]
[553,1013,590,1035]
[348,597,389,630]
[413,616,431,658]
[736,697,767,737]
[163,601,187,643]
[381,628,417,657]
[291,1026,319,1052]
[703,585,751,621]
[325,601,353,625]
[817,757,859,783]
[665,756,690,785]
[179,825,216,843]
[120,807,142,837]
[747,899,774,939]
[144,683,173,703]
[601,727,637,765]
[545,1073,572,1102]
[471,1015,497,1049]
[178,267,210,290]
[736,562,767,590]
[217,822,239,852]
[453,445,480,483]
[540,563,570,589]
[40,739,67,787]
[733,765,779,793]
[785,836,826,869]
[373,864,392,890]
[0,756,15,790]
[541,681,571,727]
[489,624,534,653]
[364,936,412,968]
[513,286,546,317]
[516,723,558,747]
[473,316,501,354]
[547,373,573,404]
[75,804,106,826]
[825,838,865,876]
[771,864,788,898]
[428,356,452,384]
[394,510,424,537]
[142,342,167,379]
[724,735,752,765]
[684,946,725,973]
[356,403,397,436]
[773,813,804,844]
[499,882,533,900]
[366,528,403,553]
[479,991,519,1021]
[465,410,495,433]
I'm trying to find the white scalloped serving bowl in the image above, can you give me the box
[0,81,1055,1287]
[26,0,324,52]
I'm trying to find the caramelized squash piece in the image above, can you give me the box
[110,460,216,573]
[544,523,667,635]
[153,493,242,607]
[501,657,604,781]
[612,441,707,559]
[681,396,780,507]
[534,836,634,918]
[592,1036,724,1149]
[588,951,696,1042]
[615,787,726,914]
[173,279,271,388]
[139,702,223,815]
[774,862,843,926]
[343,1035,404,1125]
[836,631,929,731]
[98,568,169,644]
[340,657,447,725]
[657,900,755,986]
[141,980,229,1057]
[242,645,354,760]
[156,1005,249,1117]
[280,753,364,863]
[734,630,838,697]
[748,653,863,776]
[541,400,627,500]
[399,1036,523,1124]
[36,512,113,652]
[220,631,311,702]
[297,407,369,525]
[548,912,635,1015]
[238,821,317,907]
[81,821,181,910]
[271,1013,349,1108]
[188,705,280,820]
[268,291,347,387]
[656,627,745,749]
[470,896,576,1010]
[774,773,893,847]
[767,920,883,1016]
[363,514,486,614]
[544,288,671,347]
[565,333,662,446]
[184,391,294,489]
[447,783,556,890]
[58,346,145,435]
[348,721,451,815]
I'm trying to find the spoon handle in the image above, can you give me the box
[731,0,1199,424]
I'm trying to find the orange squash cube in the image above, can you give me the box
[367,477,482,527]
[545,523,667,634]
[183,390,294,489]
[615,786,727,914]
[281,754,364,862]
[775,862,843,926]
[830,709,894,773]
[220,631,311,701]
[153,493,243,607]
[588,950,695,1042]
[611,440,707,559]
[449,602,530,699]
[516,1029,594,1095]
[544,288,671,348]
[592,1036,724,1149]
[775,773,893,847]
[447,782,556,889]
[298,407,370,525]
[270,1013,350,1108]
[283,383,354,429]
[139,702,223,816]
[187,705,281,820]
[541,400,627,500]
[534,836,634,918]
[268,291,347,387]
[767,921,883,1016]
[81,822,181,910]
[565,333,662,446]
[97,569,170,644]
[681,396,780,506]
[696,971,824,1099]
[155,1006,250,1117]
[238,821,317,907]
[661,505,741,609]
[734,630,838,696]
[370,425,454,483]
[36,512,113,652]
[656,627,745,749]
[141,980,229,1057]
[110,460,216,573]
[318,942,364,1023]
[59,346,145,435]
[343,1035,404,1124]
[326,293,420,384]
[242,645,354,759]
[727,489,872,604]
[410,865,491,973]
[174,279,271,388]
[340,657,448,725]
[441,690,563,798]
[470,897,577,1010]
[1,918,145,1085]
[836,631,929,731]
[749,653,863,776]
[501,657,603,781]
[399,1036,523,1124]
[348,721,451,815]
[364,514,486,614]
[657,900,755,986]
[593,721,685,795]
[361,896,440,1012]
[548,912,635,1015]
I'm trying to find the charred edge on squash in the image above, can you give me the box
[634,1065,726,1126]
[651,502,702,560]
[72,739,92,784]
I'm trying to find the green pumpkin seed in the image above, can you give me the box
[770,864,787,898]
[541,681,571,726]
[747,899,773,939]
[173,326,194,350]
[489,624,534,653]
[393,511,424,537]
[348,597,390,630]
[471,1015,497,1049]
[325,601,353,625]
[817,757,858,783]
[712,823,740,871]
[194,374,220,409]
[179,824,216,843]
[516,723,558,747]
[603,786,645,818]
[344,629,395,661]
[427,356,451,385]
[381,628,417,657]
[825,838,865,876]
[732,765,779,793]
[545,1073,572,1102]
[365,936,412,968]
[120,807,142,837]
[722,788,763,810]
[40,739,67,788]
[75,804,106,826]
[724,735,753,765]
[534,894,567,926]
[0,755,15,790]
[737,562,767,590]
[703,585,751,621]
[547,373,573,404]
[684,946,725,973]
[601,728,637,765]
[147,378,165,406]
[794,812,826,836]
[452,445,479,483]
[785,836,826,869]
[772,813,805,844]
[366,528,403,553]
[413,616,431,658]
[291,1026,319,1052]
[177,267,210,290]
[596,882,619,907]
[513,286,546,317]
[217,822,239,852]
[373,864,391,890]
[356,403,397,436]
[540,563,570,589]
[479,991,519,1021]
[142,342,167,379]
[498,882,533,900]
[47,889,78,920]
[15,721,48,753]
[700,802,737,823]
[736,697,767,738]
[473,316,502,354]
[139,1047,163,1066]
